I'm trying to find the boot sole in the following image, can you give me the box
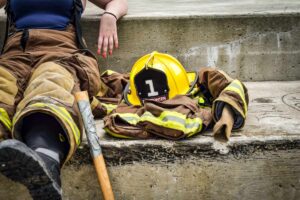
[0,140,62,200]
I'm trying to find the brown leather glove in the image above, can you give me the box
[213,104,234,141]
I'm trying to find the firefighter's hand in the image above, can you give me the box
[97,13,118,58]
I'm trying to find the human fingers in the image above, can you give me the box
[108,36,114,55]
[102,37,109,58]
[113,33,118,49]
[97,35,103,55]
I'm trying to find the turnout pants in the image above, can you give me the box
[0,26,101,163]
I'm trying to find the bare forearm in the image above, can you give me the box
[92,0,128,57]
[105,0,127,19]
[89,0,128,19]
[0,0,6,9]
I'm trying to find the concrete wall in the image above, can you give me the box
[84,15,300,81]
[0,15,299,81]
[1,146,299,200]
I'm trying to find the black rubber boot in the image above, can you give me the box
[23,113,70,164]
[0,139,62,200]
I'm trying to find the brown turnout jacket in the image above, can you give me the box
[92,68,249,140]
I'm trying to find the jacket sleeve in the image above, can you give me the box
[198,67,249,130]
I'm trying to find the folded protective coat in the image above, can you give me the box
[93,67,249,140]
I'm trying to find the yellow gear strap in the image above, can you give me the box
[0,108,12,132]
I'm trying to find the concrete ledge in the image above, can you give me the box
[0,81,300,199]
[73,81,300,166]
[63,80,300,199]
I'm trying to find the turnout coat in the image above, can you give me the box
[92,67,249,140]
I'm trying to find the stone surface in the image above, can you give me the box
[0,1,299,198]
[0,1,299,81]
[94,15,300,81]
[2,0,300,18]
[0,81,299,199]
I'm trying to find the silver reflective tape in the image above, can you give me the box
[35,148,60,163]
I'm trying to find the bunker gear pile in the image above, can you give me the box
[100,66,249,140]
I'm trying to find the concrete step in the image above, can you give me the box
[0,1,300,81]
[1,81,299,199]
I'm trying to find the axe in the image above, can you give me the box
[75,91,114,200]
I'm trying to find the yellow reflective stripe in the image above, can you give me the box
[104,127,133,139]
[49,105,81,145]
[90,97,99,111]
[101,103,117,114]
[28,103,81,145]
[112,113,140,125]
[111,110,203,137]
[0,108,11,131]
[101,70,116,76]
[90,98,117,114]
[230,80,245,95]
[224,80,248,115]
[140,111,202,135]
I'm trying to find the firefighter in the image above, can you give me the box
[0,0,127,199]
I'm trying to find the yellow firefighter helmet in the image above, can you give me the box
[124,51,198,106]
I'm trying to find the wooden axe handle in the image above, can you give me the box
[75,91,114,200]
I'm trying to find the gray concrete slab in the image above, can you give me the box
[85,1,300,81]
[0,1,299,81]
[86,15,300,81]
[123,0,300,19]
[1,81,300,199]
[87,81,300,165]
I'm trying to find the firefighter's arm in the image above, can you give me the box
[0,0,6,8]
[89,0,128,58]
[198,68,249,138]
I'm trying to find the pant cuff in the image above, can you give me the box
[12,102,81,164]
